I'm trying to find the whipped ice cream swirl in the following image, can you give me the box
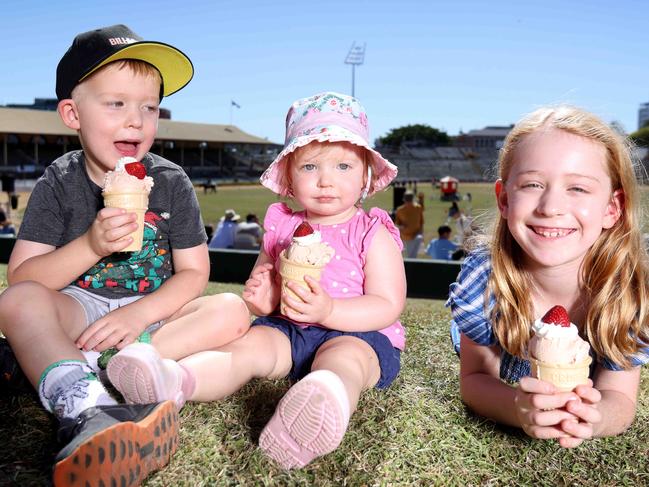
[529,318,590,365]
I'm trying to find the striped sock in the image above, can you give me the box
[38,360,117,420]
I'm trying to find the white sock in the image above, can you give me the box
[38,360,117,420]
[81,350,101,374]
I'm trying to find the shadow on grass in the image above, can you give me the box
[0,391,57,486]
[237,379,290,443]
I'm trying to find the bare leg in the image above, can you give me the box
[151,293,250,361]
[0,281,87,386]
[180,326,292,401]
[311,335,381,412]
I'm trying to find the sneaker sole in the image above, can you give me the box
[52,401,179,487]
[259,375,348,469]
[107,345,184,407]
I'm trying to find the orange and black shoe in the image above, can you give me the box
[52,401,179,487]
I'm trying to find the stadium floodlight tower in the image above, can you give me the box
[344,42,366,97]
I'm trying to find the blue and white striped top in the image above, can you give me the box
[446,249,648,385]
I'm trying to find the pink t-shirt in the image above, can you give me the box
[263,202,405,350]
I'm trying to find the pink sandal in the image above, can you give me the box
[259,370,351,469]
[107,343,187,408]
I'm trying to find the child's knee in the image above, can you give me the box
[314,337,380,381]
[209,292,251,335]
[0,281,52,331]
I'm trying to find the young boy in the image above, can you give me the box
[0,24,249,485]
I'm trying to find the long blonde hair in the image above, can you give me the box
[490,105,649,368]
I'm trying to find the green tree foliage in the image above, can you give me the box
[629,126,649,147]
[376,124,450,148]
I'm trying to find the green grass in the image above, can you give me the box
[1,267,649,485]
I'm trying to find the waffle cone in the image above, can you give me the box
[529,356,592,392]
[103,191,149,252]
[278,251,325,315]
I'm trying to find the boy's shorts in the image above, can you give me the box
[251,316,401,389]
[61,286,164,333]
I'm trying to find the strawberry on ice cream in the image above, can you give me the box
[103,157,154,193]
[283,222,335,266]
[529,306,590,365]
[528,305,592,391]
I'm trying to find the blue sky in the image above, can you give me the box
[2,0,647,144]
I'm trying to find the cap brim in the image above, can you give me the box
[81,41,194,97]
[260,131,398,196]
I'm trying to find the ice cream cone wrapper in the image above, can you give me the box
[103,192,149,252]
[529,356,592,392]
[279,251,324,315]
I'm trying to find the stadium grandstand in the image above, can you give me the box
[0,101,281,182]
[379,145,499,183]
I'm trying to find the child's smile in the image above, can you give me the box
[529,226,576,239]
[497,128,622,270]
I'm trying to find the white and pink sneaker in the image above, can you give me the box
[106,343,190,409]
[259,370,351,469]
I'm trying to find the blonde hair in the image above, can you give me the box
[490,105,649,368]
[72,59,162,100]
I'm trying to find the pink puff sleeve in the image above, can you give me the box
[262,202,298,261]
[360,208,404,264]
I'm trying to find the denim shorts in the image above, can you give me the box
[251,316,401,389]
[61,286,164,333]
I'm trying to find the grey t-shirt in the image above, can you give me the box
[19,150,207,298]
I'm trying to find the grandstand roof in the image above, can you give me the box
[464,126,512,137]
[0,107,275,145]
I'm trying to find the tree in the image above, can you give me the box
[629,126,649,147]
[376,124,450,148]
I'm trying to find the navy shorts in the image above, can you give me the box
[251,316,401,389]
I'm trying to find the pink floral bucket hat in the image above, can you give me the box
[260,92,398,196]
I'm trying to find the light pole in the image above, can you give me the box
[344,42,366,97]
[199,141,208,166]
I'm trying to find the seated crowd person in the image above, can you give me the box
[426,225,457,260]
[208,209,240,249]
[233,213,262,250]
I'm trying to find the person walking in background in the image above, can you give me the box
[446,201,460,223]
[426,225,458,260]
[395,189,424,258]
[450,205,472,246]
[234,213,262,249]
[209,209,240,249]
[447,105,649,447]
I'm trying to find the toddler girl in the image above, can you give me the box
[108,92,407,467]
[447,105,649,447]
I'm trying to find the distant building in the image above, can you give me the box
[454,125,513,150]
[0,106,280,177]
[6,98,58,112]
[639,102,649,129]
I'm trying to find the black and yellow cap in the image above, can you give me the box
[56,24,193,101]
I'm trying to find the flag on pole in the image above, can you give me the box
[231,100,241,109]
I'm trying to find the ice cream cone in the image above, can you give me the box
[529,356,592,392]
[103,192,149,252]
[279,251,325,315]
